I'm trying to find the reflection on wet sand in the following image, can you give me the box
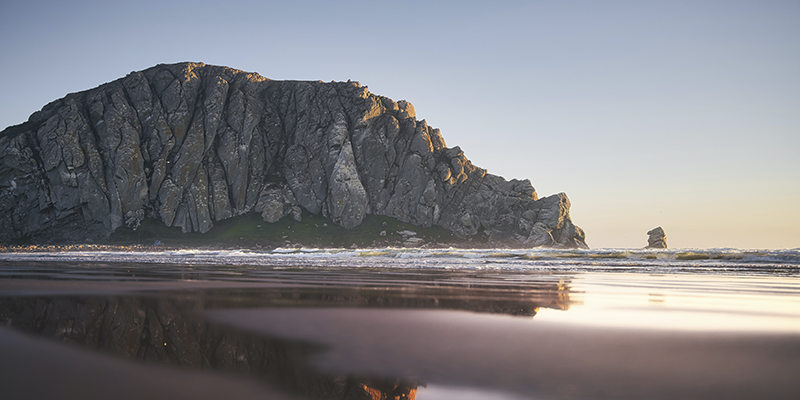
[0,278,571,400]
[5,262,797,400]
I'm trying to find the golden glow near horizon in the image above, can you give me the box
[537,272,800,333]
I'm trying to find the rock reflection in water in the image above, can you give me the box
[0,281,571,400]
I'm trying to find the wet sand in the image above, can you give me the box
[0,325,294,400]
[208,307,800,399]
[1,261,798,399]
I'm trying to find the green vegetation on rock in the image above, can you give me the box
[109,211,460,249]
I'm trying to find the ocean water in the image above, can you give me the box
[3,246,798,273]
[1,247,799,399]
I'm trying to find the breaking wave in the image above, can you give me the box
[1,247,798,275]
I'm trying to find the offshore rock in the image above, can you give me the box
[0,62,587,248]
[646,227,667,249]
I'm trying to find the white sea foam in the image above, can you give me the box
[1,247,797,275]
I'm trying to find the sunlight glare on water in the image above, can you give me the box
[537,272,800,333]
[416,384,533,400]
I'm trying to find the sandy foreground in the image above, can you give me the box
[0,263,798,400]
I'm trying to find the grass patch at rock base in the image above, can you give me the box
[109,211,461,249]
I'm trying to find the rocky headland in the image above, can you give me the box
[0,62,587,248]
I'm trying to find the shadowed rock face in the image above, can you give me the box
[0,62,587,248]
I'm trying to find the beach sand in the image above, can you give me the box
[1,262,798,399]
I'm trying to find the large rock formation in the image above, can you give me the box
[0,62,587,248]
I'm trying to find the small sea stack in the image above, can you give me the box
[646,227,667,249]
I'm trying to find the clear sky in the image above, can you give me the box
[1,0,798,249]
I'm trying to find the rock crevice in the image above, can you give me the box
[0,62,587,248]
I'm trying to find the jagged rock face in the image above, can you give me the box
[646,227,667,249]
[0,62,587,248]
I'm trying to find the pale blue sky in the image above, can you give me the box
[1,0,798,248]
